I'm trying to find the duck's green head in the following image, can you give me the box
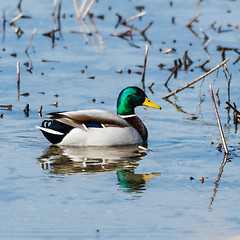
[117,86,161,115]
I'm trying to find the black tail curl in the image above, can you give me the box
[40,120,73,144]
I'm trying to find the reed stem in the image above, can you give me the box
[209,85,228,155]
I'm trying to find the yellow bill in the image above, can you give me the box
[143,97,161,110]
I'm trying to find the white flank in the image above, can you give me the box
[59,126,142,146]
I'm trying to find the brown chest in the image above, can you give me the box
[122,115,148,142]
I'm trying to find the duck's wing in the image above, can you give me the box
[48,109,129,129]
[36,110,131,145]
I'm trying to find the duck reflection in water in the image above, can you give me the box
[37,145,160,193]
[117,170,160,193]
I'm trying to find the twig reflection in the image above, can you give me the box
[208,154,229,211]
[73,0,104,50]
[163,97,199,120]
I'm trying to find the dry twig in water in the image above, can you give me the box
[142,21,153,35]
[226,102,240,126]
[76,0,87,19]
[39,106,43,118]
[183,49,193,70]
[164,66,178,86]
[148,82,154,94]
[0,105,12,110]
[52,0,58,16]
[186,13,201,27]
[10,12,23,25]
[163,58,230,99]
[199,60,210,72]
[226,102,240,116]
[82,0,95,20]
[25,28,37,52]
[163,48,176,55]
[18,0,23,11]
[23,104,30,117]
[57,0,62,19]
[209,85,228,155]
[23,103,29,113]
[114,13,152,44]
[123,11,147,24]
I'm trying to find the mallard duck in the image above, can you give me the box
[36,86,161,146]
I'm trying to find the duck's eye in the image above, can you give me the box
[134,91,138,95]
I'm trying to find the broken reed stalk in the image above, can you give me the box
[38,106,43,114]
[186,13,201,27]
[183,49,193,70]
[17,60,20,99]
[23,103,29,113]
[38,105,43,112]
[142,44,149,92]
[163,58,230,99]
[18,0,23,10]
[77,0,88,19]
[226,102,240,115]
[165,66,178,86]
[148,82,154,94]
[23,104,30,117]
[57,0,62,19]
[52,0,58,16]
[82,0,95,20]
[204,38,212,50]
[124,11,147,24]
[10,12,23,25]
[0,104,12,110]
[142,21,153,34]
[25,28,37,52]
[209,85,229,155]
